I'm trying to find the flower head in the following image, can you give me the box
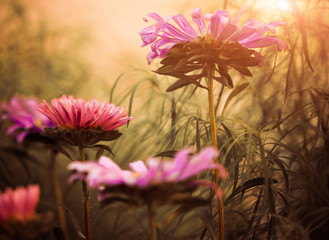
[0,185,40,225]
[68,146,227,205]
[39,95,133,146]
[140,8,288,89]
[0,185,54,240]
[1,95,55,143]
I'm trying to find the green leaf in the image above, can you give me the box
[44,144,73,160]
[128,81,145,126]
[222,123,239,191]
[166,79,191,92]
[61,205,85,239]
[167,44,186,56]
[230,56,260,66]
[221,82,249,117]
[224,177,278,206]
[154,150,177,158]
[291,0,314,72]
[85,144,115,157]
[109,70,133,103]
[230,64,253,76]
[195,207,218,240]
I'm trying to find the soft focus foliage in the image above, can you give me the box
[0,0,90,100]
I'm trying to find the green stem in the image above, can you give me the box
[147,203,157,240]
[51,151,69,240]
[79,145,91,240]
[207,66,225,240]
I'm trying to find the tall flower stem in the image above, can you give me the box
[147,203,157,240]
[51,151,69,240]
[206,66,225,240]
[79,145,91,240]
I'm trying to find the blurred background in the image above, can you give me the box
[0,0,298,99]
[1,0,329,239]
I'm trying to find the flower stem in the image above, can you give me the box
[79,145,91,240]
[51,151,69,240]
[207,66,225,240]
[147,203,157,240]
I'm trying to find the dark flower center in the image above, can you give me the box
[156,37,261,91]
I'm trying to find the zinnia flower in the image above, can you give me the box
[1,95,54,143]
[0,185,40,225]
[140,8,288,90]
[68,146,227,205]
[39,95,133,146]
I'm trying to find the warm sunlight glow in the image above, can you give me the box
[250,0,291,14]
[274,0,291,11]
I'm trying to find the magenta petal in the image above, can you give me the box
[190,8,206,35]
[1,95,53,143]
[145,157,160,180]
[233,6,246,24]
[172,14,198,38]
[241,37,288,50]
[143,13,164,23]
[39,95,132,131]
[129,160,148,175]
[177,146,219,180]
[16,132,28,144]
[217,23,238,41]
[6,124,21,135]
[99,156,123,172]
[140,25,158,46]
[170,148,191,173]
[140,8,287,63]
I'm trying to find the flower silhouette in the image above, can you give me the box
[140,8,288,89]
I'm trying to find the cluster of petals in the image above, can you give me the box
[140,7,288,63]
[0,185,40,225]
[68,146,227,195]
[39,95,133,131]
[1,95,55,143]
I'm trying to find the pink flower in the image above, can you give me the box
[39,95,133,131]
[140,7,287,63]
[1,95,55,143]
[68,146,227,200]
[0,185,40,225]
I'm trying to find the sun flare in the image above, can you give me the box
[274,0,291,11]
[251,0,291,13]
